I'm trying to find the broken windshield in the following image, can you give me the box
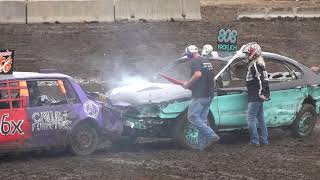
[155,51,236,84]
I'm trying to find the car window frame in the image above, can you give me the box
[0,80,27,110]
[216,56,305,89]
[264,58,304,84]
[26,78,72,107]
[62,78,81,105]
[215,58,246,89]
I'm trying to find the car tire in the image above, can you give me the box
[174,112,216,149]
[291,104,317,138]
[70,123,98,156]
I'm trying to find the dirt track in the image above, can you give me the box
[1,0,320,179]
[1,126,320,180]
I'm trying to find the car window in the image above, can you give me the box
[0,82,10,109]
[265,59,302,83]
[10,82,21,108]
[0,81,25,109]
[220,58,303,88]
[159,59,225,85]
[285,62,303,79]
[27,80,67,107]
[162,60,192,82]
[63,80,81,104]
[219,59,247,88]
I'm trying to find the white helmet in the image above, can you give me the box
[185,45,199,58]
[242,42,262,61]
[201,44,213,56]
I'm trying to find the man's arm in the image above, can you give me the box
[254,63,269,101]
[311,65,320,73]
[183,71,202,89]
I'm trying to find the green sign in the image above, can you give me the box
[217,28,238,51]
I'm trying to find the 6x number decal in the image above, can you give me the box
[0,114,24,136]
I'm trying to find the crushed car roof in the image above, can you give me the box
[0,72,71,81]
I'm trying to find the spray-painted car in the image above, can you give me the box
[107,44,320,149]
[0,71,125,155]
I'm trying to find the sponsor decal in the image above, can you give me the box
[83,101,99,119]
[217,28,238,51]
[0,113,24,136]
[0,50,14,74]
[32,111,72,131]
[203,62,213,70]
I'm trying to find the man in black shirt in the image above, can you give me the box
[182,45,220,151]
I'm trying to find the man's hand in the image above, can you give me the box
[259,95,269,101]
[183,71,201,89]
[311,66,320,73]
[182,81,190,89]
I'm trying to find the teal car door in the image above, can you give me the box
[214,59,249,130]
[214,88,248,129]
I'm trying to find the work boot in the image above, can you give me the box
[204,135,220,150]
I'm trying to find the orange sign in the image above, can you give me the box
[0,50,14,74]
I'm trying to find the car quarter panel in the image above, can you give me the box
[307,86,320,114]
[264,88,307,127]
[0,109,31,149]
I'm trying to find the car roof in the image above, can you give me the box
[0,72,71,81]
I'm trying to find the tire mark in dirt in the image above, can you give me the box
[93,157,258,179]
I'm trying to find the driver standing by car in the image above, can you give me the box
[182,45,220,151]
[243,43,270,147]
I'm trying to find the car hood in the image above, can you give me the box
[106,83,191,106]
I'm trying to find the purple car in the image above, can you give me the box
[0,71,125,155]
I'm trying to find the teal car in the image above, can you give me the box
[106,44,320,149]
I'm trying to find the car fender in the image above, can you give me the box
[70,117,99,134]
[159,100,190,119]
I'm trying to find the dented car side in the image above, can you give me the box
[0,72,123,155]
[107,51,320,149]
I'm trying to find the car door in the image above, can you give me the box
[26,79,74,147]
[214,60,248,129]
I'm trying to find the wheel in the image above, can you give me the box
[70,123,98,156]
[292,104,317,137]
[174,113,215,149]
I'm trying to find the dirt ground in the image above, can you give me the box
[1,0,320,179]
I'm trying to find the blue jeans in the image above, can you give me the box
[188,97,217,150]
[247,101,269,144]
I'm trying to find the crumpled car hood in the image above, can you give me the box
[106,83,191,106]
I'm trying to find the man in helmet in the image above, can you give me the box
[182,45,220,151]
[243,42,270,146]
[201,44,214,58]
